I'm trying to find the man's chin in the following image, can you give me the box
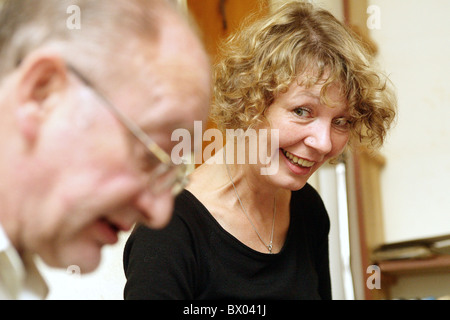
[42,244,102,274]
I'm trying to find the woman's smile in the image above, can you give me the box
[281,148,315,176]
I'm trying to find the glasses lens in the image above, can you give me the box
[148,163,188,196]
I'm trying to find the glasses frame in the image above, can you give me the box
[68,65,189,196]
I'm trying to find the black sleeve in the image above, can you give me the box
[300,184,332,300]
[123,214,198,300]
[315,212,332,300]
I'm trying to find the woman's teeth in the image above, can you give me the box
[283,150,315,168]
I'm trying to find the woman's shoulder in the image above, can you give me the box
[172,189,214,226]
[290,183,330,232]
[175,189,207,214]
[291,183,325,208]
[124,190,210,261]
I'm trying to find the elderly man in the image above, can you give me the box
[0,0,210,299]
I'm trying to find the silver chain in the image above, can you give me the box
[224,151,276,254]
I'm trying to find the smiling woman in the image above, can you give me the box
[211,3,396,150]
[123,1,396,300]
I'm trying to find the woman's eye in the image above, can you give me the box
[333,118,351,130]
[293,107,312,117]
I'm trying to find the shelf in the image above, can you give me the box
[377,255,450,276]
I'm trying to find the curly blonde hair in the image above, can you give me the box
[211,1,396,149]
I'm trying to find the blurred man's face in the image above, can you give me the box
[13,11,210,273]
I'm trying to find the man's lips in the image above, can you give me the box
[94,219,119,245]
[95,217,133,245]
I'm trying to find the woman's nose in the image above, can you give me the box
[304,122,333,155]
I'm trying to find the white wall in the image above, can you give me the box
[368,0,450,243]
[311,164,355,300]
[40,232,129,300]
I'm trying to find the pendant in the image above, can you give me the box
[268,243,273,253]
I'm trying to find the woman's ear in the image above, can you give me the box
[14,52,68,143]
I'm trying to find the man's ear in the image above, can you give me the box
[14,52,68,143]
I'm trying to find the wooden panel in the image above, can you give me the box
[187,0,269,59]
[379,255,450,276]
[186,0,269,164]
[357,147,386,252]
[351,147,388,300]
[343,0,385,299]
[343,0,378,55]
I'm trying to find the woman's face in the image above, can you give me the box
[262,79,350,191]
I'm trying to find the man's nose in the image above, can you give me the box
[134,189,175,229]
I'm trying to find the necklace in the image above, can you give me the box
[224,152,277,254]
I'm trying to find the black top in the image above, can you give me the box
[123,183,332,300]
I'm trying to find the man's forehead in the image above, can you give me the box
[107,10,211,140]
[140,68,209,130]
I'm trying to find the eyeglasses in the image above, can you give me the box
[68,65,189,196]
